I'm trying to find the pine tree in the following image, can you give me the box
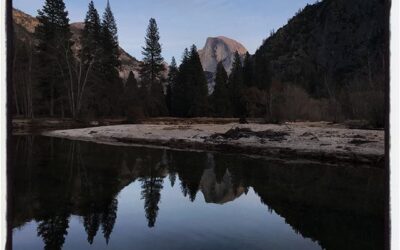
[181,48,190,64]
[140,18,165,87]
[228,52,245,117]
[78,1,102,117]
[166,57,179,115]
[187,45,209,117]
[35,0,72,116]
[243,52,254,88]
[172,46,208,117]
[97,0,121,116]
[254,51,271,90]
[101,0,120,76]
[212,62,231,117]
[172,48,191,117]
[81,1,101,65]
[125,71,139,102]
[140,18,166,116]
[122,71,140,118]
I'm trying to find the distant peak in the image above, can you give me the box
[198,36,248,92]
[203,36,247,54]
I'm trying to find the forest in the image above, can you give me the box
[12,0,389,127]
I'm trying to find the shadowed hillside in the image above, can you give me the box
[248,0,389,126]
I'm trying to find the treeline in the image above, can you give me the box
[162,0,387,128]
[166,50,249,119]
[12,0,168,119]
[13,0,122,118]
[12,0,388,127]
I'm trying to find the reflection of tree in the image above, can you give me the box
[214,160,228,184]
[165,151,177,188]
[101,198,118,244]
[179,177,198,202]
[37,213,70,250]
[83,210,100,245]
[187,181,199,202]
[180,181,188,197]
[226,159,246,195]
[244,186,250,195]
[140,175,163,227]
[174,152,207,202]
[138,150,167,228]
[169,172,176,187]
[12,135,385,250]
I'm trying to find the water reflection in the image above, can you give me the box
[10,136,386,250]
[37,212,70,250]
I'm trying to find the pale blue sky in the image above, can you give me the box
[13,0,316,63]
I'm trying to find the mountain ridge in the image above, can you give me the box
[12,8,141,81]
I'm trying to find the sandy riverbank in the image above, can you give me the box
[43,122,385,166]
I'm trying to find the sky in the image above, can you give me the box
[13,0,316,63]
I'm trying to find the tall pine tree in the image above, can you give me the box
[242,52,254,88]
[166,57,179,115]
[35,0,72,116]
[212,62,231,117]
[172,48,191,117]
[101,0,120,76]
[81,1,101,65]
[122,71,141,119]
[228,52,245,118]
[140,18,166,116]
[97,0,121,116]
[140,18,165,88]
[172,47,208,117]
[79,1,102,117]
[187,45,208,117]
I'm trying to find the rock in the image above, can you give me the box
[198,36,248,92]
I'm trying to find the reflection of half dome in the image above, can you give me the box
[200,168,244,204]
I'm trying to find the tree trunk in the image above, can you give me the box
[50,81,54,117]
[12,48,20,116]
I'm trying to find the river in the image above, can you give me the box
[8,136,386,250]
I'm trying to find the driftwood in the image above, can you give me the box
[209,127,289,142]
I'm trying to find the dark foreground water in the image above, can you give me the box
[9,136,386,250]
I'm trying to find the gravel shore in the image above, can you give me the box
[43,122,385,166]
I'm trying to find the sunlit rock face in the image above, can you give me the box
[198,36,247,93]
[199,36,247,74]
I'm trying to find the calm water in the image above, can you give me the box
[9,136,386,250]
